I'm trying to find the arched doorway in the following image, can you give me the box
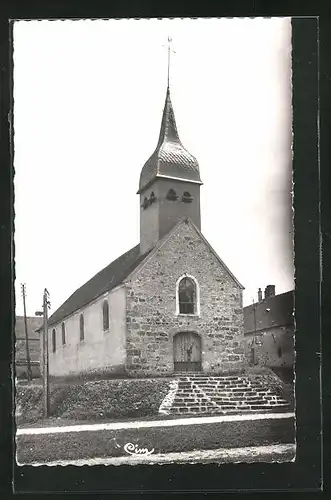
[173,332,202,372]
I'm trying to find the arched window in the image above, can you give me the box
[182,191,193,203]
[52,328,56,353]
[149,191,156,204]
[166,189,178,201]
[79,314,84,342]
[277,347,282,358]
[103,300,109,331]
[177,275,199,315]
[61,322,66,345]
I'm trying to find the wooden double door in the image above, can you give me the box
[173,332,202,372]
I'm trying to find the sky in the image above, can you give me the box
[13,17,294,317]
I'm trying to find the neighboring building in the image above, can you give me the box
[243,286,294,371]
[39,85,246,379]
[15,316,43,378]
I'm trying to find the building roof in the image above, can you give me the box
[15,316,43,339]
[45,245,150,328]
[244,290,294,334]
[45,216,244,330]
[138,86,202,193]
[126,217,245,290]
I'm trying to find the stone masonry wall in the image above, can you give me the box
[125,220,246,376]
[242,326,294,368]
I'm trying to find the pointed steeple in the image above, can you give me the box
[138,86,202,193]
[156,86,181,146]
[139,40,203,253]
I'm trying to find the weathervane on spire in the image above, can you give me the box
[163,36,176,88]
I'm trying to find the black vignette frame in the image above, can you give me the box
[1,14,322,495]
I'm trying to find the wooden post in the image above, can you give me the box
[21,284,32,381]
[43,289,50,417]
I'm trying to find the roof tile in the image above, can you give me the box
[138,87,201,192]
[47,245,149,327]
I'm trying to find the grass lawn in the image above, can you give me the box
[15,378,171,425]
[16,416,295,464]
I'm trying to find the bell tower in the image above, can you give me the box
[138,84,203,254]
[138,38,203,254]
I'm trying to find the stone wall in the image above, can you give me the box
[125,219,245,376]
[243,326,294,369]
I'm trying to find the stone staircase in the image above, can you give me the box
[159,374,291,416]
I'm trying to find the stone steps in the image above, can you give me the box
[159,374,291,416]
[169,404,290,415]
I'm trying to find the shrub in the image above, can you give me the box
[55,378,170,420]
[15,384,43,424]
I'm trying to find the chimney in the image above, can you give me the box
[258,288,263,302]
[264,285,275,299]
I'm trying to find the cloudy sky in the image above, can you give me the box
[13,17,293,316]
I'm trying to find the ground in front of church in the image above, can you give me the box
[16,411,295,465]
[15,370,295,465]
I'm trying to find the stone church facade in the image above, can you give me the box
[126,219,244,375]
[42,85,246,378]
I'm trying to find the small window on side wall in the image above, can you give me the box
[103,300,109,331]
[52,328,56,353]
[61,322,66,345]
[80,314,84,342]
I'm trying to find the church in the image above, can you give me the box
[43,84,246,379]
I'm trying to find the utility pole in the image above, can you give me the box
[252,298,257,365]
[36,288,51,417]
[21,283,32,381]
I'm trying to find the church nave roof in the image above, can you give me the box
[46,244,149,328]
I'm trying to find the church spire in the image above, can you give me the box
[156,86,181,147]
[139,37,203,253]
[166,36,175,90]
[155,37,180,146]
[138,37,202,195]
